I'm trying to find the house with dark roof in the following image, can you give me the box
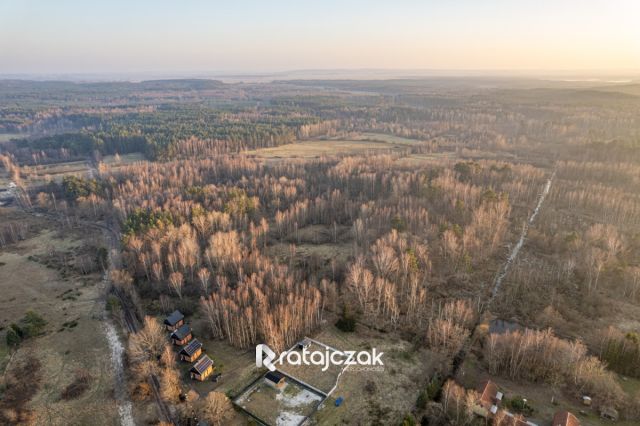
[164,310,185,331]
[180,339,203,362]
[190,355,214,381]
[171,324,192,346]
[264,371,286,390]
[553,411,580,426]
[472,380,503,418]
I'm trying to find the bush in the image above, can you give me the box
[22,311,47,337]
[416,390,429,410]
[426,374,443,400]
[106,295,121,312]
[61,369,92,400]
[505,396,534,416]
[6,325,22,347]
[336,306,356,332]
[401,414,416,426]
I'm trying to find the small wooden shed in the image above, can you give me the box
[264,371,286,390]
[164,310,185,331]
[171,324,192,346]
[180,339,203,362]
[190,355,214,381]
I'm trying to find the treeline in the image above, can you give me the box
[4,106,339,164]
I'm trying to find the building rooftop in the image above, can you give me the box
[477,380,500,406]
[265,371,285,383]
[171,324,192,340]
[553,411,580,426]
[180,339,202,356]
[164,310,184,326]
[190,355,214,374]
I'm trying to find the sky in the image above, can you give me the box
[1,0,639,76]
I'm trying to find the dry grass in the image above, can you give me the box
[101,153,145,165]
[276,341,343,394]
[235,377,323,426]
[20,160,92,186]
[0,211,119,425]
[311,326,447,426]
[0,133,22,143]
[246,139,405,159]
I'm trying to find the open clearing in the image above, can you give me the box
[0,133,22,143]
[0,209,119,425]
[309,325,446,425]
[235,375,323,426]
[20,160,92,185]
[246,139,407,159]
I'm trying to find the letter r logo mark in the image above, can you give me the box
[256,344,277,372]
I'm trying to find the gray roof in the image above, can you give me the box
[171,324,191,340]
[190,355,214,374]
[164,310,184,326]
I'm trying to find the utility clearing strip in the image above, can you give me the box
[490,170,556,300]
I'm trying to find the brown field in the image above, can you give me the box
[310,325,447,426]
[21,160,93,185]
[276,340,344,394]
[353,132,424,146]
[0,209,119,425]
[245,139,406,159]
[235,375,323,426]
[0,133,22,143]
[101,153,146,165]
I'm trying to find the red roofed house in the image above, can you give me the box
[472,380,503,418]
[553,411,580,426]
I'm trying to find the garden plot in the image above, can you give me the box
[235,375,323,426]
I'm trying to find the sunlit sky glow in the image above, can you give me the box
[1,0,639,76]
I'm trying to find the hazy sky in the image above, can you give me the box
[1,0,638,75]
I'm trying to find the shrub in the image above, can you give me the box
[22,311,47,337]
[401,414,416,426]
[6,326,22,347]
[61,369,92,400]
[335,306,356,332]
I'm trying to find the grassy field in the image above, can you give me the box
[311,325,446,426]
[353,132,424,146]
[21,160,93,185]
[276,340,344,394]
[0,133,22,143]
[0,209,119,425]
[235,376,323,426]
[246,139,406,159]
[101,152,145,165]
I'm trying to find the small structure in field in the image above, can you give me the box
[581,395,592,406]
[473,380,503,418]
[335,396,344,407]
[599,406,618,422]
[297,338,311,350]
[553,410,580,426]
[164,310,184,331]
[180,339,203,362]
[171,324,192,346]
[190,355,214,381]
[264,371,286,390]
